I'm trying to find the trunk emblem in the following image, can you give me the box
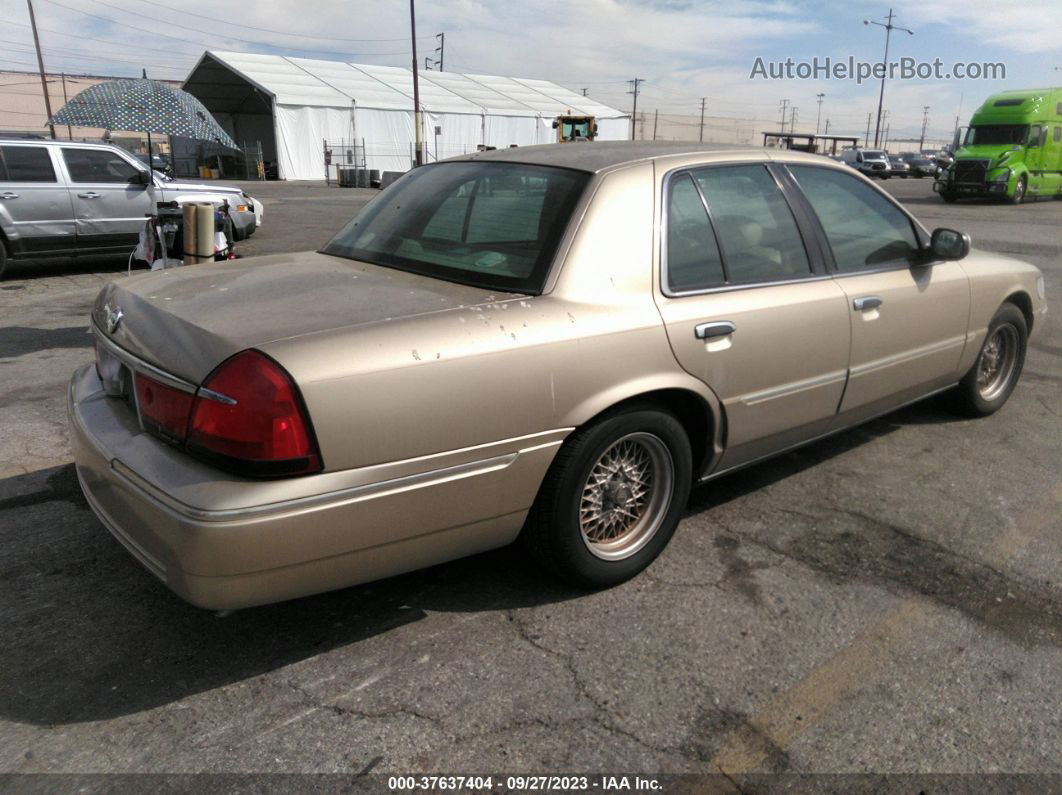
[104,304,124,334]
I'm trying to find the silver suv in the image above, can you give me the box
[0,139,258,278]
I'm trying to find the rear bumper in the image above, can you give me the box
[69,364,562,609]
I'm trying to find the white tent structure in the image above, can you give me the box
[182,51,629,180]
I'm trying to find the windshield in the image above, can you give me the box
[321,161,590,294]
[863,150,887,159]
[964,125,1029,146]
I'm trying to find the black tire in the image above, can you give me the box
[522,407,693,588]
[1009,175,1027,205]
[0,237,7,280]
[950,304,1027,417]
[941,190,959,203]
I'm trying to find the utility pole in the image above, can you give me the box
[424,56,432,70]
[864,8,913,147]
[26,0,55,139]
[789,106,798,134]
[865,112,872,147]
[815,93,825,135]
[652,109,658,141]
[581,88,588,96]
[699,97,706,143]
[778,98,790,131]
[919,105,930,151]
[434,32,444,70]
[410,0,423,165]
[883,123,890,149]
[628,78,644,140]
[60,72,72,139]
[824,118,830,135]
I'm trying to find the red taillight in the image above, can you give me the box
[186,350,321,477]
[135,373,194,443]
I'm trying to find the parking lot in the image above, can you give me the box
[0,175,1059,782]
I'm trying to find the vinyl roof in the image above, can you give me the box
[187,51,626,119]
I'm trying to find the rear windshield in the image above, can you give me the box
[322,161,590,294]
[964,125,1028,146]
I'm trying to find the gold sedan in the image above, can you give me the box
[69,143,1047,609]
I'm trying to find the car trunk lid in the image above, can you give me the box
[94,251,514,384]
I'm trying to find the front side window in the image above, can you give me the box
[789,165,920,271]
[322,161,589,293]
[62,148,143,184]
[0,146,56,182]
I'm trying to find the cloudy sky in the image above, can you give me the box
[2,0,1060,141]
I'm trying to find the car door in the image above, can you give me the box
[60,147,153,250]
[654,163,851,472]
[786,164,970,425]
[0,144,76,255]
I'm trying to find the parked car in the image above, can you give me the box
[899,153,938,178]
[0,139,258,278]
[887,154,911,178]
[838,147,890,178]
[70,142,1046,609]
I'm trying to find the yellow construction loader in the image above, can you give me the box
[552,114,597,142]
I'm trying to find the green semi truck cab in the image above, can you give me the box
[935,87,1062,203]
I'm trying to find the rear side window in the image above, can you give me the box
[0,146,56,182]
[665,173,725,292]
[692,165,810,284]
[62,148,142,184]
[789,165,919,271]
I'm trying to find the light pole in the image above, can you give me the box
[919,105,930,152]
[864,9,913,148]
[815,93,825,135]
[410,0,423,165]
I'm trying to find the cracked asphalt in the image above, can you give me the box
[0,177,1059,784]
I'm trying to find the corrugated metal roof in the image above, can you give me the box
[197,51,625,118]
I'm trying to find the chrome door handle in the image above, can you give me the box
[694,321,736,339]
[0,192,18,199]
[77,191,101,199]
[853,296,883,311]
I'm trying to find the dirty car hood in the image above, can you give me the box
[94,251,513,383]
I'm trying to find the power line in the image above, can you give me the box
[123,0,438,43]
[35,0,415,59]
[0,38,192,70]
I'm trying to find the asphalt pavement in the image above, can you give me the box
[0,175,1059,787]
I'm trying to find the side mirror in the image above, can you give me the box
[930,228,971,260]
[132,169,152,186]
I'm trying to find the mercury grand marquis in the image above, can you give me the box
[69,142,1047,609]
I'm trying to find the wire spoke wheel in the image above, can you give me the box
[976,324,1019,401]
[578,432,674,561]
